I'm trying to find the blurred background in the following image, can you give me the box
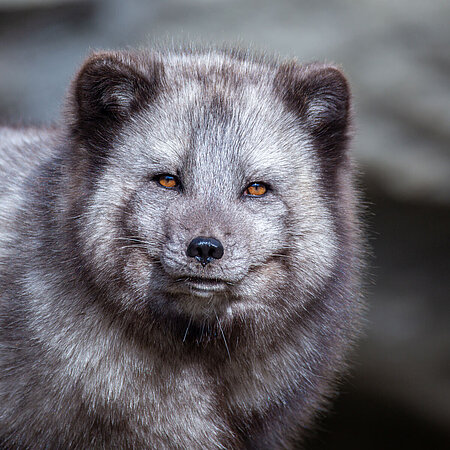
[0,0,448,448]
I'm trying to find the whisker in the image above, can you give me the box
[215,311,231,361]
[113,237,147,244]
[117,245,149,251]
[183,315,192,343]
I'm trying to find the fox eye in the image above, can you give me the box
[156,174,179,189]
[245,182,268,197]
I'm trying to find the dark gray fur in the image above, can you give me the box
[0,48,364,449]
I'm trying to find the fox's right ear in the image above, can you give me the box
[70,51,162,142]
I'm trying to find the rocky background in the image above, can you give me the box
[0,0,449,448]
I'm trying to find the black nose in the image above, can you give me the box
[186,236,224,266]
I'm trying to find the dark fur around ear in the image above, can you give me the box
[71,51,163,155]
[274,62,351,170]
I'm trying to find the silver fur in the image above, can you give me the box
[0,48,364,448]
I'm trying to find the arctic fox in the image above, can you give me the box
[0,48,363,448]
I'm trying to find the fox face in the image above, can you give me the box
[66,50,350,325]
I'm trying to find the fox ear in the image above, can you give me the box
[275,62,351,161]
[71,51,162,141]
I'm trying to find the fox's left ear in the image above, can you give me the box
[275,62,351,161]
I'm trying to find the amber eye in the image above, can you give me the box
[157,174,179,189]
[245,182,267,197]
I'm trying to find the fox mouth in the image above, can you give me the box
[186,277,228,290]
[171,276,230,297]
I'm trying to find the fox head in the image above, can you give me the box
[64,49,353,330]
